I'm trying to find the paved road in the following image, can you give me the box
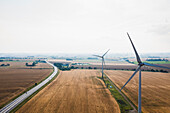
[0,61,58,113]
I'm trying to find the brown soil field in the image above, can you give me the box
[150,64,170,72]
[73,64,170,73]
[105,70,170,113]
[0,62,53,69]
[17,70,120,113]
[0,62,53,107]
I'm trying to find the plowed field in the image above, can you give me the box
[17,70,120,113]
[105,70,170,113]
[0,62,53,107]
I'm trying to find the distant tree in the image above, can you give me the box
[146,58,169,61]
[151,69,155,72]
[66,58,73,61]
[54,63,63,69]
[32,62,36,66]
[71,66,75,69]
[88,67,92,69]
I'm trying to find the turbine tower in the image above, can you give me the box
[120,33,170,113]
[93,49,110,79]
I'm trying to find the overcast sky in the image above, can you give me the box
[0,0,170,54]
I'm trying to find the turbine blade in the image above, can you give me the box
[127,32,142,64]
[120,66,141,91]
[93,55,102,58]
[144,62,170,69]
[102,49,110,57]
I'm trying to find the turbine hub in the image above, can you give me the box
[138,62,144,66]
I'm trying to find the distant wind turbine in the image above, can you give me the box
[120,33,170,113]
[93,49,110,79]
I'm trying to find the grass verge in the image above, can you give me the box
[10,69,60,113]
[98,76,135,113]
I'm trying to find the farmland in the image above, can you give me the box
[133,61,170,64]
[17,70,120,113]
[0,61,53,107]
[0,61,52,69]
[48,58,130,66]
[105,70,170,113]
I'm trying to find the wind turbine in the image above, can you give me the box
[120,33,170,113]
[93,49,110,79]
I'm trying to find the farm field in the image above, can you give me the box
[133,61,170,64]
[48,59,131,65]
[105,70,170,113]
[73,64,149,70]
[0,62,53,107]
[17,70,120,113]
[150,64,170,72]
[0,61,53,69]
[73,59,130,65]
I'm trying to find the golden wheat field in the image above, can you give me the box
[17,69,120,113]
[105,70,170,113]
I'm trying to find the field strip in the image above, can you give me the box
[103,72,138,113]
[0,61,58,113]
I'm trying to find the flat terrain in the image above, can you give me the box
[72,64,150,71]
[48,59,131,65]
[0,62,53,107]
[0,62,52,69]
[105,70,170,113]
[17,70,120,113]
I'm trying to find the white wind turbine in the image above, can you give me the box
[93,49,110,79]
[120,32,170,113]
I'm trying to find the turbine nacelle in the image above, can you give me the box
[138,62,144,66]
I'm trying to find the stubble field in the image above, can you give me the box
[105,70,170,113]
[17,69,120,113]
[0,62,53,107]
[0,61,52,69]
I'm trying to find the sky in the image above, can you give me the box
[0,0,170,55]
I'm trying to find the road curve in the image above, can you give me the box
[0,61,58,113]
